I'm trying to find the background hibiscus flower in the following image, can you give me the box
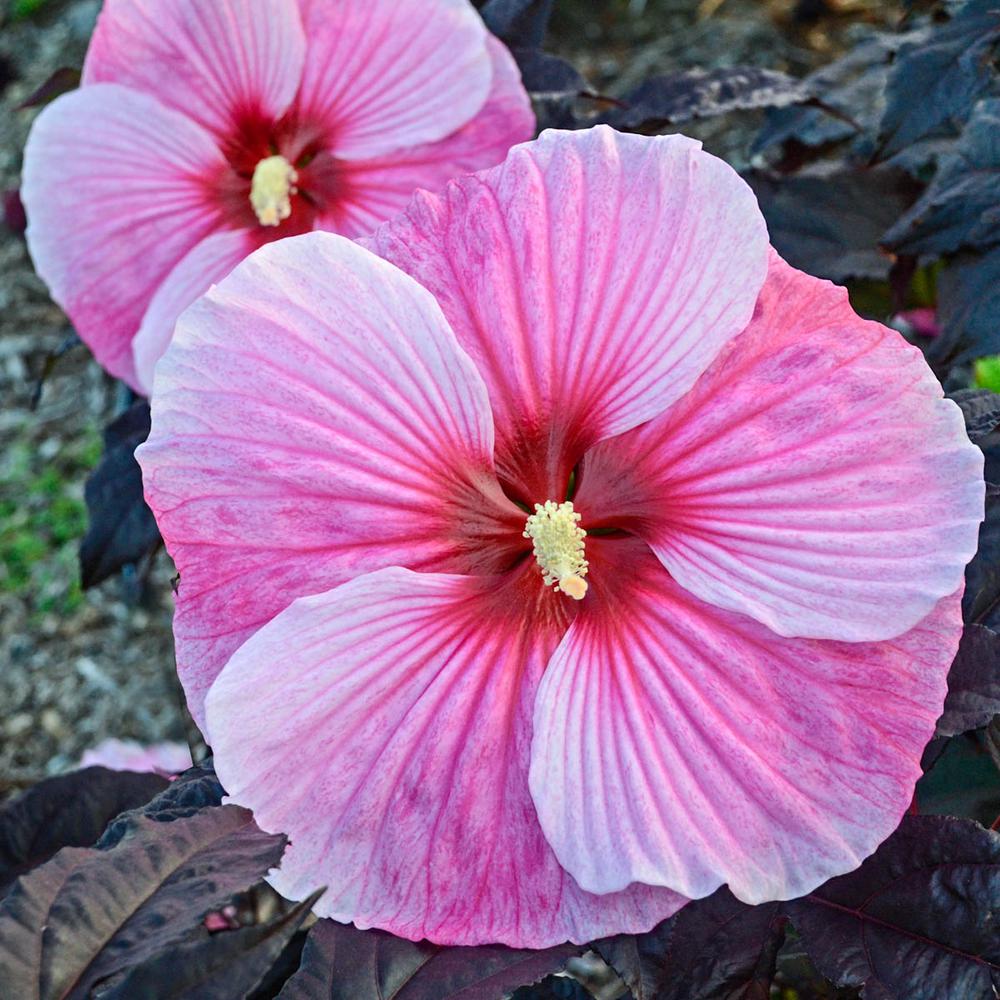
[20,0,533,395]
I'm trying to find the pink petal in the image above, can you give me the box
[207,566,685,946]
[529,539,962,903]
[368,126,769,501]
[294,0,493,160]
[83,0,305,138]
[576,253,984,641]
[132,228,260,396]
[323,37,534,239]
[21,84,225,390]
[138,232,508,729]
[78,738,192,775]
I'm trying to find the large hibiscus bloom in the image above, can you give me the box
[20,0,532,395]
[138,127,984,947]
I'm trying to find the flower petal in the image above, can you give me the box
[132,228,260,396]
[22,84,225,390]
[83,0,305,138]
[323,37,533,238]
[530,539,961,903]
[78,738,192,775]
[576,253,984,641]
[207,566,685,947]
[138,232,508,729]
[294,0,492,160]
[368,125,769,501]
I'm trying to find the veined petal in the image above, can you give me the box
[138,232,509,729]
[207,566,685,947]
[326,37,533,238]
[83,0,305,138]
[22,84,225,390]
[530,540,961,903]
[132,228,260,396]
[576,253,984,641]
[368,125,769,501]
[294,0,492,160]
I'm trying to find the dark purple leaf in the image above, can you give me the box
[0,53,16,97]
[964,490,1000,629]
[3,188,26,234]
[938,625,1000,736]
[916,730,1000,826]
[949,388,1000,444]
[509,977,591,1000]
[746,167,918,282]
[102,891,320,1000]
[0,767,167,898]
[513,47,586,96]
[16,66,80,110]
[80,401,161,589]
[98,760,225,849]
[593,921,673,1000]
[512,48,590,130]
[755,33,899,158]
[786,815,1000,999]
[987,716,1000,774]
[930,249,1000,366]
[248,927,310,1000]
[480,0,553,49]
[0,848,92,996]
[605,67,809,132]
[277,919,581,1000]
[54,807,286,997]
[875,1,1000,161]
[0,805,287,999]
[598,892,784,1000]
[884,98,1000,256]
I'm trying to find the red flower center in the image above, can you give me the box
[210,107,353,240]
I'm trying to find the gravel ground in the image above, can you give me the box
[0,0,190,793]
[0,0,903,791]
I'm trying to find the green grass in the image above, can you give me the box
[975,356,1000,395]
[0,428,101,618]
[9,0,50,21]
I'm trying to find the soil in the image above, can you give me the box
[0,0,190,793]
[0,0,905,792]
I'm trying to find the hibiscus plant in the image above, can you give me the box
[2,1,1000,999]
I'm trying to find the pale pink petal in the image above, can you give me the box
[207,566,685,947]
[132,228,260,396]
[138,232,509,729]
[21,84,226,390]
[294,0,492,160]
[322,37,533,238]
[530,539,961,903]
[83,0,305,138]
[368,125,769,501]
[576,253,984,641]
[78,738,192,775]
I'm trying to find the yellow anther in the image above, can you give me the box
[250,155,297,227]
[523,500,589,600]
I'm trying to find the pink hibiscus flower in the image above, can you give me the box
[138,127,984,947]
[20,0,533,396]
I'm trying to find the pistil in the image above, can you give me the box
[523,500,589,600]
[250,155,298,227]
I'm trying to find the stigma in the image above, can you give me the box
[250,155,298,227]
[523,500,589,600]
